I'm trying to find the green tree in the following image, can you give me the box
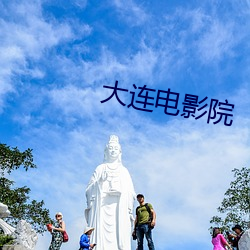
[0,143,52,233]
[210,167,250,232]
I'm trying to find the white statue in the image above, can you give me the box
[0,202,11,218]
[85,135,136,250]
[13,220,38,250]
[0,202,15,235]
[0,203,37,250]
[239,229,250,250]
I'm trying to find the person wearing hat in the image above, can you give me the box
[230,225,244,250]
[48,212,66,250]
[79,227,96,250]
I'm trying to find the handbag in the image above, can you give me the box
[62,231,69,242]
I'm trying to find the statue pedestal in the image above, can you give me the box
[1,245,26,250]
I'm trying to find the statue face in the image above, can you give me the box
[107,142,121,161]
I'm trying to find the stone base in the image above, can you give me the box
[2,245,26,250]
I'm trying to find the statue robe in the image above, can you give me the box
[85,163,135,250]
[239,229,250,250]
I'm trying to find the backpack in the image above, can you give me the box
[136,203,154,229]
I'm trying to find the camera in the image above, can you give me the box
[132,231,137,240]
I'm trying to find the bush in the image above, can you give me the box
[0,234,14,247]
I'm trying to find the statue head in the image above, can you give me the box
[0,202,10,218]
[104,135,122,163]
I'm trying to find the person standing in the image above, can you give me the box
[49,212,66,250]
[133,194,156,250]
[79,227,96,250]
[211,227,232,250]
[231,225,244,250]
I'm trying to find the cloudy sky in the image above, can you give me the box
[1,0,250,249]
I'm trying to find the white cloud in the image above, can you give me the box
[48,84,129,121]
[0,1,74,110]
[189,8,210,33]
[47,44,159,92]
[158,7,241,67]
[127,43,158,83]
[80,45,158,86]
[81,47,127,85]
[196,20,235,63]
[112,0,148,26]
[73,0,87,9]
[0,2,73,58]
[230,82,250,116]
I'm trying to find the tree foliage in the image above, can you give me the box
[0,143,52,233]
[0,144,36,175]
[0,234,14,246]
[210,167,250,232]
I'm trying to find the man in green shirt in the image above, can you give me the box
[133,194,156,250]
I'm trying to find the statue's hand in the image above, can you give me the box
[88,201,93,208]
[129,213,135,222]
[101,171,108,181]
[86,195,95,209]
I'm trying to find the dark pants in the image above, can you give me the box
[136,223,155,250]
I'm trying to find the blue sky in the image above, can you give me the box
[1,0,250,249]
